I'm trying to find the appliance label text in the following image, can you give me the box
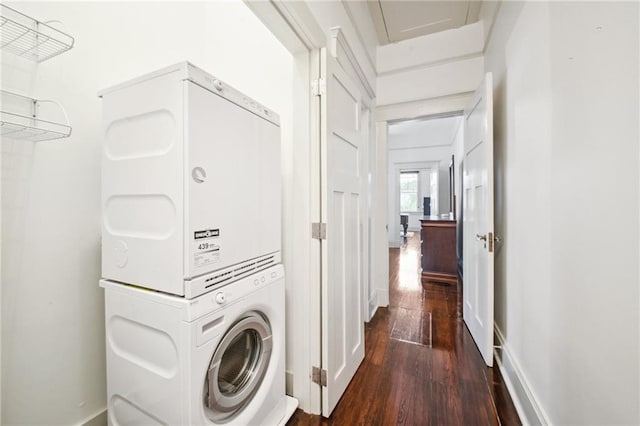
[194,229,220,240]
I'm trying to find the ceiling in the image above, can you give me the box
[368,0,482,44]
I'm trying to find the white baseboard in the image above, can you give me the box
[377,288,389,307]
[494,325,550,426]
[367,291,378,321]
[79,408,107,426]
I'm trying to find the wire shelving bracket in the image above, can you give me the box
[0,4,74,62]
[1,90,72,142]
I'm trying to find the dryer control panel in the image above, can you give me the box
[185,264,285,322]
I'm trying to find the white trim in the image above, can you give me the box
[340,1,377,74]
[329,27,376,99]
[377,52,484,78]
[494,325,551,426]
[242,0,322,415]
[377,288,389,307]
[389,143,456,151]
[243,1,305,53]
[307,48,323,416]
[247,0,325,51]
[376,92,473,123]
[367,290,378,321]
[359,105,373,329]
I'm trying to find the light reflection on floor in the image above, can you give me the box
[397,234,420,290]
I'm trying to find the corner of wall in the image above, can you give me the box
[79,409,107,426]
[285,370,294,396]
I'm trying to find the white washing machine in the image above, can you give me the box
[99,62,282,298]
[101,264,297,425]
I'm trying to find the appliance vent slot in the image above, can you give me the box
[259,259,274,267]
[232,266,257,279]
[204,274,234,289]
[233,262,257,273]
[206,270,232,283]
[256,256,274,265]
[200,253,279,291]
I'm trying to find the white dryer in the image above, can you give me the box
[101,264,297,425]
[100,62,282,298]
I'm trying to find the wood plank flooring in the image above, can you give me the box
[287,232,520,425]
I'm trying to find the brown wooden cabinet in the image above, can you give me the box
[420,217,457,284]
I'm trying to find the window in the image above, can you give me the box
[400,171,419,212]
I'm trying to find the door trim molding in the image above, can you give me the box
[244,1,324,52]
[242,0,323,415]
[330,27,376,99]
[377,92,473,123]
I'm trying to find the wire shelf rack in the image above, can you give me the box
[1,90,72,142]
[0,4,74,62]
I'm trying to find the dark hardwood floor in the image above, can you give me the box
[287,232,520,425]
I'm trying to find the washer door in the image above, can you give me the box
[204,311,272,423]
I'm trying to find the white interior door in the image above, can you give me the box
[319,47,365,416]
[462,72,495,367]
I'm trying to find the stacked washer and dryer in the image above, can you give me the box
[99,62,297,426]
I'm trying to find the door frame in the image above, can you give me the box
[246,1,378,415]
[243,0,324,414]
[375,95,474,309]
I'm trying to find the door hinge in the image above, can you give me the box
[311,366,327,387]
[488,232,494,253]
[312,78,326,96]
[312,222,327,240]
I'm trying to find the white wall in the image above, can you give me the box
[486,1,639,424]
[1,2,293,424]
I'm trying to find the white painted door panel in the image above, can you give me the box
[320,48,365,416]
[463,72,494,367]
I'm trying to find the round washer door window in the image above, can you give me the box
[203,311,272,423]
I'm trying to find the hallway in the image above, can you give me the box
[289,233,520,425]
